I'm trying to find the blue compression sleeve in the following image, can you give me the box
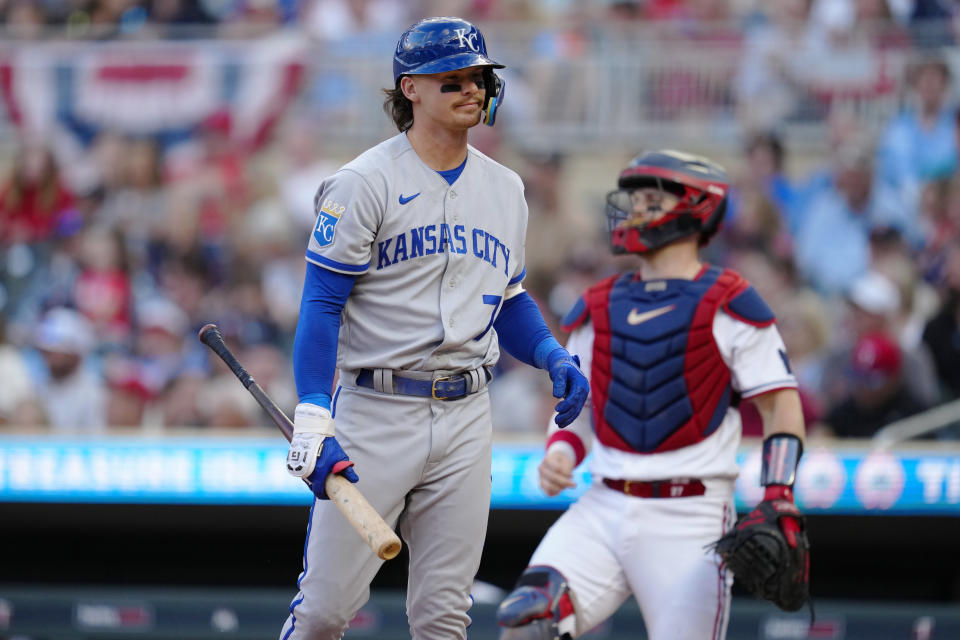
[293,262,356,410]
[493,291,564,369]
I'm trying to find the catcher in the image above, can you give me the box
[496,150,810,640]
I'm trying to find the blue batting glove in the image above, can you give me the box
[307,436,359,500]
[546,349,589,428]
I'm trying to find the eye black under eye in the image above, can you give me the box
[440,74,485,93]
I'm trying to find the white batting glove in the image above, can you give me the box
[286,403,336,478]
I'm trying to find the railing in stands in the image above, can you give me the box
[2,21,954,154]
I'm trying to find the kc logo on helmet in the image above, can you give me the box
[314,198,345,247]
[454,28,479,51]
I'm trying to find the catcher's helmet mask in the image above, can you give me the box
[394,17,506,126]
[606,150,729,254]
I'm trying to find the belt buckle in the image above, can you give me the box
[622,480,631,495]
[431,375,457,400]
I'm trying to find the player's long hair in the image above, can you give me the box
[382,86,413,132]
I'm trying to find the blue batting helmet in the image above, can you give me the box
[393,16,505,85]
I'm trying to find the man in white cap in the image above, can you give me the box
[34,307,105,432]
[820,271,939,411]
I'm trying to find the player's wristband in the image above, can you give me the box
[293,403,335,436]
[760,433,803,487]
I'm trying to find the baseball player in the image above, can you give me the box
[280,17,589,640]
[496,151,809,640]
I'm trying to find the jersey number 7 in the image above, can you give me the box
[473,294,502,341]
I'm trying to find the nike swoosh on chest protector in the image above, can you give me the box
[626,304,676,325]
[398,192,421,205]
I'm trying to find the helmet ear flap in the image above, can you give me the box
[482,68,502,99]
[698,195,727,244]
[482,69,505,126]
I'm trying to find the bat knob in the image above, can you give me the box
[198,323,219,343]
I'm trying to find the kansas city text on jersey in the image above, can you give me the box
[375,224,512,274]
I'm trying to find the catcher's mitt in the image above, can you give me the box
[712,497,810,612]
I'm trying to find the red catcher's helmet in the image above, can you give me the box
[606,150,729,254]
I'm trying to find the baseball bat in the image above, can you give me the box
[198,323,402,561]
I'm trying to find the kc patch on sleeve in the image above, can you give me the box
[313,198,346,247]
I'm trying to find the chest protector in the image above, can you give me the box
[563,266,759,454]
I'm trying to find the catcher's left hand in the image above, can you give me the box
[711,486,810,612]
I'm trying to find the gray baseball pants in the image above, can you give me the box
[279,383,493,640]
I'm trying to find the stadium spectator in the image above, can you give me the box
[739,131,802,233]
[820,270,940,412]
[522,4,596,130]
[637,0,684,20]
[735,0,908,128]
[84,132,131,195]
[103,356,154,428]
[157,247,217,328]
[867,225,941,349]
[134,296,198,393]
[800,0,908,116]
[276,119,341,232]
[2,221,87,343]
[156,372,207,428]
[876,55,958,214]
[72,227,133,347]
[246,213,307,339]
[793,137,909,295]
[0,141,77,246]
[645,0,742,120]
[922,238,960,399]
[734,0,819,129]
[719,184,793,259]
[220,266,284,348]
[907,0,957,46]
[302,0,406,42]
[166,110,253,231]
[792,107,873,214]
[0,316,39,427]
[714,133,799,266]
[915,176,959,284]
[217,0,288,37]
[95,136,168,265]
[821,331,927,438]
[146,0,217,38]
[31,307,105,433]
[4,0,48,39]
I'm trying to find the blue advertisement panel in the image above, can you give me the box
[1,435,959,515]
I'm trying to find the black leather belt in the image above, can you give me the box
[355,369,473,400]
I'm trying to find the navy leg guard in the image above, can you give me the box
[497,566,575,640]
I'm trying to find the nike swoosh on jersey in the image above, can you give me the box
[398,192,421,205]
[626,304,676,325]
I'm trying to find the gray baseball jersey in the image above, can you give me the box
[305,132,528,373]
[281,132,530,640]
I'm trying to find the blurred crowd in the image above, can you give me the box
[2,0,960,43]
[2,0,960,441]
